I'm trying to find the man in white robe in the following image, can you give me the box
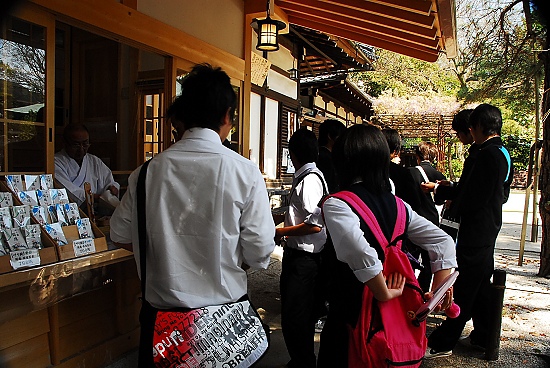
[54,124,119,206]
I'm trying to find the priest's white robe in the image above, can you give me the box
[54,149,119,205]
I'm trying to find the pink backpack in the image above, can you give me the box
[327,191,427,368]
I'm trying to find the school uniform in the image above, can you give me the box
[408,161,446,291]
[318,183,456,367]
[428,136,512,352]
[280,163,327,368]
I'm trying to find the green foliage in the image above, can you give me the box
[501,134,532,170]
[350,49,460,99]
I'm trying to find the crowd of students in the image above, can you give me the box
[91,63,512,367]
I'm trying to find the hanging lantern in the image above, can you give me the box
[288,67,299,80]
[251,1,286,52]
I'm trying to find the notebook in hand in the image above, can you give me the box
[414,271,459,323]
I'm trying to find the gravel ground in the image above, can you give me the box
[247,192,550,368]
[422,252,550,368]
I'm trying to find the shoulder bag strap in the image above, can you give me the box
[290,170,329,201]
[137,159,152,297]
[415,165,429,183]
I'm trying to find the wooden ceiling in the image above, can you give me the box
[281,25,374,79]
[274,0,457,62]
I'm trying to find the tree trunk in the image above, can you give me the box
[538,31,550,277]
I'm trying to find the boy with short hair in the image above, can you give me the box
[276,127,328,368]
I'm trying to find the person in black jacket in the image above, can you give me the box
[422,110,477,240]
[425,104,513,359]
[381,128,420,209]
[407,141,446,291]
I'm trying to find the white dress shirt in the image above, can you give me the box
[284,163,327,253]
[322,197,457,283]
[54,150,120,205]
[110,128,276,309]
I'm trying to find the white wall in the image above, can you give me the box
[263,98,279,179]
[267,70,297,99]
[249,92,261,166]
[138,0,244,58]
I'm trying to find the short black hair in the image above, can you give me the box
[381,128,401,154]
[318,119,346,147]
[288,128,319,165]
[167,63,236,132]
[333,124,391,194]
[452,109,473,134]
[470,104,502,136]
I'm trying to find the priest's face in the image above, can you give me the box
[65,129,90,165]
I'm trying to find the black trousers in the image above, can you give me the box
[428,244,494,351]
[280,247,323,368]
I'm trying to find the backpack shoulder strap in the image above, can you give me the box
[325,191,407,250]
[498,146,512,183]
[329,191,389,248]
[391,197,407,246]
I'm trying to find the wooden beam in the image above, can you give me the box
[30,0,245,81]
[285,9,438,48]
[289,16,440,62]
[12,4,56,174]
[434,0,457,58]
[246,0,289,34]
[369,0,433,15]
[290,26,338,65]
[243,12,254,159]
[289,14,439,51]
[279,0,436,39]
[280,0,435,28]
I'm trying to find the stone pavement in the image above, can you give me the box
[105,190,550,368]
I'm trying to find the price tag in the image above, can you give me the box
[73,238,96,257]
[10,248,41,270]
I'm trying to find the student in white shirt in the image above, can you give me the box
[318,124,457,367]
[110,64,276,367]
[275,128,328,368]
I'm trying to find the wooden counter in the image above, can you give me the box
[0,248,141,367]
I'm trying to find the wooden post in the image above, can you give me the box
[47,304,61,365]
[485,269,506,361]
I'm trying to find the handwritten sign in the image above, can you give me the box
[10,248,40,269]
[73,238,96,257]
[251,52,271,86]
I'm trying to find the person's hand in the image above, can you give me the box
[423,286,454,313]
[420,182,436,193]
[108,185,119,197]
[385,273,406,299]
[274,228,283,245]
